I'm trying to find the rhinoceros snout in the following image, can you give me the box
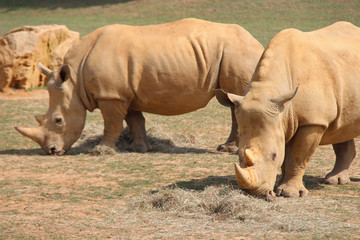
[46,144,65,156]
[266,190,276,202]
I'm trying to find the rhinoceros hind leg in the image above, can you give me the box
[325,139,355,185]
[98,99,128,151]
[217,107,238,153]
[125,110,152,153]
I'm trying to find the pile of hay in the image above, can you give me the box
[124,185,356,238]
[129,185,262,222]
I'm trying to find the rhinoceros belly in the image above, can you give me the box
[129,90,214,116]
[321,119,360,145]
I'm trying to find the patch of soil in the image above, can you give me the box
[0,88,48,100]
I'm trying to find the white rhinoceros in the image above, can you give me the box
[226,21,360,199]
[15,18,263,155]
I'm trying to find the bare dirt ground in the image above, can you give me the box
[0,88,48,99]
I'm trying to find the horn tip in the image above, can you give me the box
[14,126,26,136]
[14,126,24,134]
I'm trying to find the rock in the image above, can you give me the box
[0,25,79,90]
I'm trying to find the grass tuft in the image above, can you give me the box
[130,185,256,221]
[126,185,360,238]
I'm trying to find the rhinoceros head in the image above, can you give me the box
[15,62,86,155]
[228,85,298,199]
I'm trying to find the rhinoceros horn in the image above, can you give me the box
[234,162,259,190]
[244,148,255,166]
[14,126,44,145]
[37,62,52,77]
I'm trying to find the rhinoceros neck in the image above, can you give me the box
[250,47,297,142]
[283,103,297,143]
[61,58,95,112]
[63,30,103,112]
[77,57,97,112]
[65,58,97,112]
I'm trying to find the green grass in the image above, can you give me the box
[1,1,360,239]
[0,0,359,45]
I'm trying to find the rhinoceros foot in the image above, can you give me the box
[129,142,152,153]
[92,144,118,155]
[276,181,309,198]
[91,139,119,155]
[325,170,350,185]
[217,141,238,153]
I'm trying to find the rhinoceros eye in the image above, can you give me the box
[272,153,277,161]
[55,117,63,124]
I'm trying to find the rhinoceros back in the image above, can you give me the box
[73,19,262,115]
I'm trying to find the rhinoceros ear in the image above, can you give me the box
[58,64,71,83]
[270,84,299,110]
[214,89,244,107]
[227,93,244,107]
[214,89,234,107]
[35,115,45,124]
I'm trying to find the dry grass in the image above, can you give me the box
[123,185,359,239]
[1,90,360,239]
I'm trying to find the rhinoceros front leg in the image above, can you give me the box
[277,126,325,197]
[217,106,238,153]
[125,111,152,153]
[98,99,128,150]
[325,139,355,185]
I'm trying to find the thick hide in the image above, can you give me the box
[229,21,360,199]
[15,18,264,155]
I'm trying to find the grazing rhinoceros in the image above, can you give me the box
[225,21,360,199]
[15,18,263,155]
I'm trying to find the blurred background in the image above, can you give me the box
[1,0,359,46]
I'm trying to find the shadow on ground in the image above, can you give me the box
[170,175,239,191]
[303,175,326,191]
[350,177,360,182]
[169,174,337,193]
[0,148,45,156]
[68,126,216,155]
[0,129,215,156]
[0,0,132,11]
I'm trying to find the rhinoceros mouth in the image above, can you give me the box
[45,144,65,156]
